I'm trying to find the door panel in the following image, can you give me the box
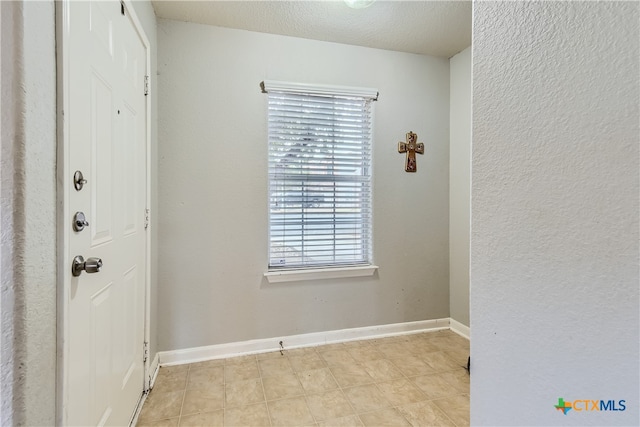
[66,1,147,425]
[90,283,114,425]
[90,72,115,246]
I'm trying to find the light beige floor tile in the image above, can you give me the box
[440,405,469,427]
[187,366,224,390]
[289,352,327,372]
[317,415,363,427]
[343,339,370,347]
[138,390,184,423]
[358,408,411,427]
[427,330,456,339]
[330,364,375,388]
[437,335,469,351]
[137,417,180,427]
[361,359,403,381]
[391,355,436,377]
[427,339,452,350]
[319,342,347,351]
[319,349,358,367]
[407,339,441,355]
[179,409,224,427]
[181,385,224,416]
[346,346,385,362]
[224,403,271,427]
[343,384,391,413]
[297,367,339,394]
[224,378,265,408]
[396,400,455,427]
[391,336,416,346]
[401,333,429,342]
[286,346,318,357]
[188,359,225,371]
[444,349,470,367]
[161,364,190,375]
[375,335,405,343]
[152,366,189,394]
[375,342,415,359]
[422,352,462,373]
[431,394,469,411]
[375,378,427,407]
[224,360,260,382]
[259,357,294,377]
[411,373,461,399]
[257,350,286,360]
[306,389,354,421]
[224,354,257,365]
[267,396,315,426]
[439,371,470,394]
[432,395,469,427]
[262,373,305,401]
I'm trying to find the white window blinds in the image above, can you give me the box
[263,81,376,270]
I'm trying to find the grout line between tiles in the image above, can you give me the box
[175,365,190,427]
[258,375,273,427]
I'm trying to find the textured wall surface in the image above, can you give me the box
[449,47,471,327]
[471,2,639,425]
[0,1,57,425]
[157,19,450,351]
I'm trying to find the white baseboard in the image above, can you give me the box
[449,318,470,340]
[159,318,452,366]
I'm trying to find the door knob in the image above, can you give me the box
[72,255,103,277]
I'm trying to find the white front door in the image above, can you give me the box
[63,0,147,425]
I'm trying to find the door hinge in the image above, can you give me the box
[121,1,125,15]
[144,208,150,229]
[143,341,149,363]
[144,75,149,96]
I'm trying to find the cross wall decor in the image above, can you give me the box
[398,131,424,172]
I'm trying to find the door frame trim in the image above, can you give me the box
[55,0,152,424]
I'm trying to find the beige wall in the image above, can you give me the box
[449,46,471,327]
[157,19,451,351]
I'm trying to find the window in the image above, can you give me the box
[262,81,377,270]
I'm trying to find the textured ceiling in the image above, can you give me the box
[151,1,472,58]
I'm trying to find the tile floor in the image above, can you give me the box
[136,330,470,427]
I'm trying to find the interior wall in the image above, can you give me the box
[471,2,639,425]
[449,46,471,328]
[0,1,56,425]
[157,19,450,351]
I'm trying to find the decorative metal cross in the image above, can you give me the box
[398,131,424,172]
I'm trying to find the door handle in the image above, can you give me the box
[72,255,103,277]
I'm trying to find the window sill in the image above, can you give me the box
[264,265,379,283]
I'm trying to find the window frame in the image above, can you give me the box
[262,80,378,277]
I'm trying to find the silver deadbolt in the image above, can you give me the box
[73,211,89,232]
[74,170,87,191]
[72,255,103,277]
